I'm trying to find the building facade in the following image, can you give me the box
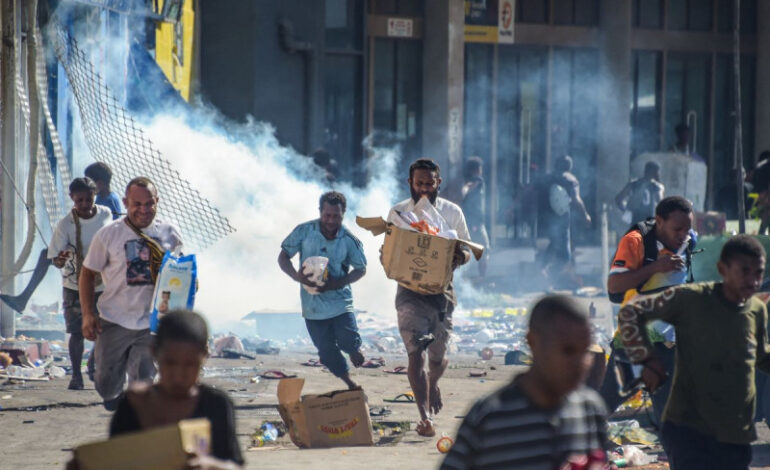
[48,0,770,248]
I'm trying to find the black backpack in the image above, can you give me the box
[608,218,695,304]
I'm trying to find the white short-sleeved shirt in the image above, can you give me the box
[48,206,113,291]
[83,217,183,330]
[388,197,471,241]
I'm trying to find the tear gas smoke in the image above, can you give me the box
[141,113,401,329]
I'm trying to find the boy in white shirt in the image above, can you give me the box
[48,177,112,390]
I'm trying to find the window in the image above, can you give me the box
[495,46,548,242]
[324,55,363,182]
[631,51,661,157]
[369,0,424,16]
[633,0,663,29]
[323,0,365,182]
[664,53,710,158]
[717,0,757,33]
[326,0,363,50]
[713,54,756,200]
[371,39,423,177]
[667,0,713,31]
[554,0,599,26]
[517,0,548,24]
[463,43,494,174]
[551,48,599,244]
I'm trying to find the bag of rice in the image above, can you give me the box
[149,252,198,332]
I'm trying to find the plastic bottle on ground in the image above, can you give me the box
[261,423,278,442]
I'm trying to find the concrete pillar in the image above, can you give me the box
[596,0,632,206]
[755,1,770,158]
[1,0,17,338]
[422,0,465,189]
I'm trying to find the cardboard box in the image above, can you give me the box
[356,216,484,295]
[75,418,211,470]
[278,378,373,448]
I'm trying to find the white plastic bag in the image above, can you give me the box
[622,445,656,465]
[389,196,458,239]
[149,252,197,332]
[301,256,329,295]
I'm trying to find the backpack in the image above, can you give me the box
[608,218,696,304]
[549,183,571,216]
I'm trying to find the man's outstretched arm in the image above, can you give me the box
[618,288,681,391]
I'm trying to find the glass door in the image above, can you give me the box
[371,38,423,180]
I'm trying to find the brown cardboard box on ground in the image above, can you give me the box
[74,418,211,470]
[356,216,484,295]
[277,377,374,448]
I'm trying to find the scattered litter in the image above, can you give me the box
[384,366,408,375]
[468,369,487,378]
[372,420,410,445]
[360,357,385,368]
[259,370,297,380]
[48,365,66,378]
[610,445,658,466]
[383,392,414,403]
[300,358,323,367]
[0,352,12,368]
[369,406,392,417]
[504,350,531,366]
[222,349,256,360]
[375,336,399,352]
[1,395,11,399]
[436,435,454,453]
[212,335,245,357]
[608,419,659,446]
[479,347,493,360]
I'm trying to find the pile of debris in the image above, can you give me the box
[0,337,66,382]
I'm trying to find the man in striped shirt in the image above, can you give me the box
[441,296,610,470]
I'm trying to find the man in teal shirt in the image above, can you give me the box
[278,191,367,389]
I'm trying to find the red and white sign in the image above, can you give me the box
[387,18,414,38]
[498,0,515,44]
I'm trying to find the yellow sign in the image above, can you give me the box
[154,0,195,101]
[464,25,498,43]
[464,0,515,44]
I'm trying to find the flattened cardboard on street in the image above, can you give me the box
[278,378,374,448]
[356,216,484,295]
[74,418,211,470]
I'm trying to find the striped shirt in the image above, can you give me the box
[441,380,609,470]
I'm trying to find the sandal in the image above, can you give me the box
[415,418,436,437]
[361,357,385,368]
[300,358,323,367]
[384,365,408,374]
[259,370,298,379]
[469,369,487,377]
[383,392,415,403]
[369,406,392,417]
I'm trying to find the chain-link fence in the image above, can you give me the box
[50,22,235,252]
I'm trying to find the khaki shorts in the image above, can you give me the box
[62,288,101,334]
[396,297,452,362]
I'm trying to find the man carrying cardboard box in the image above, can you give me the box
[388,158,472,437]
[278,191,368,390]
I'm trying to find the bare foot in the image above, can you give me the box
[415,418,436,437]
[429,384,442,415]
[350,350,365,367]
[342,376,360,390]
